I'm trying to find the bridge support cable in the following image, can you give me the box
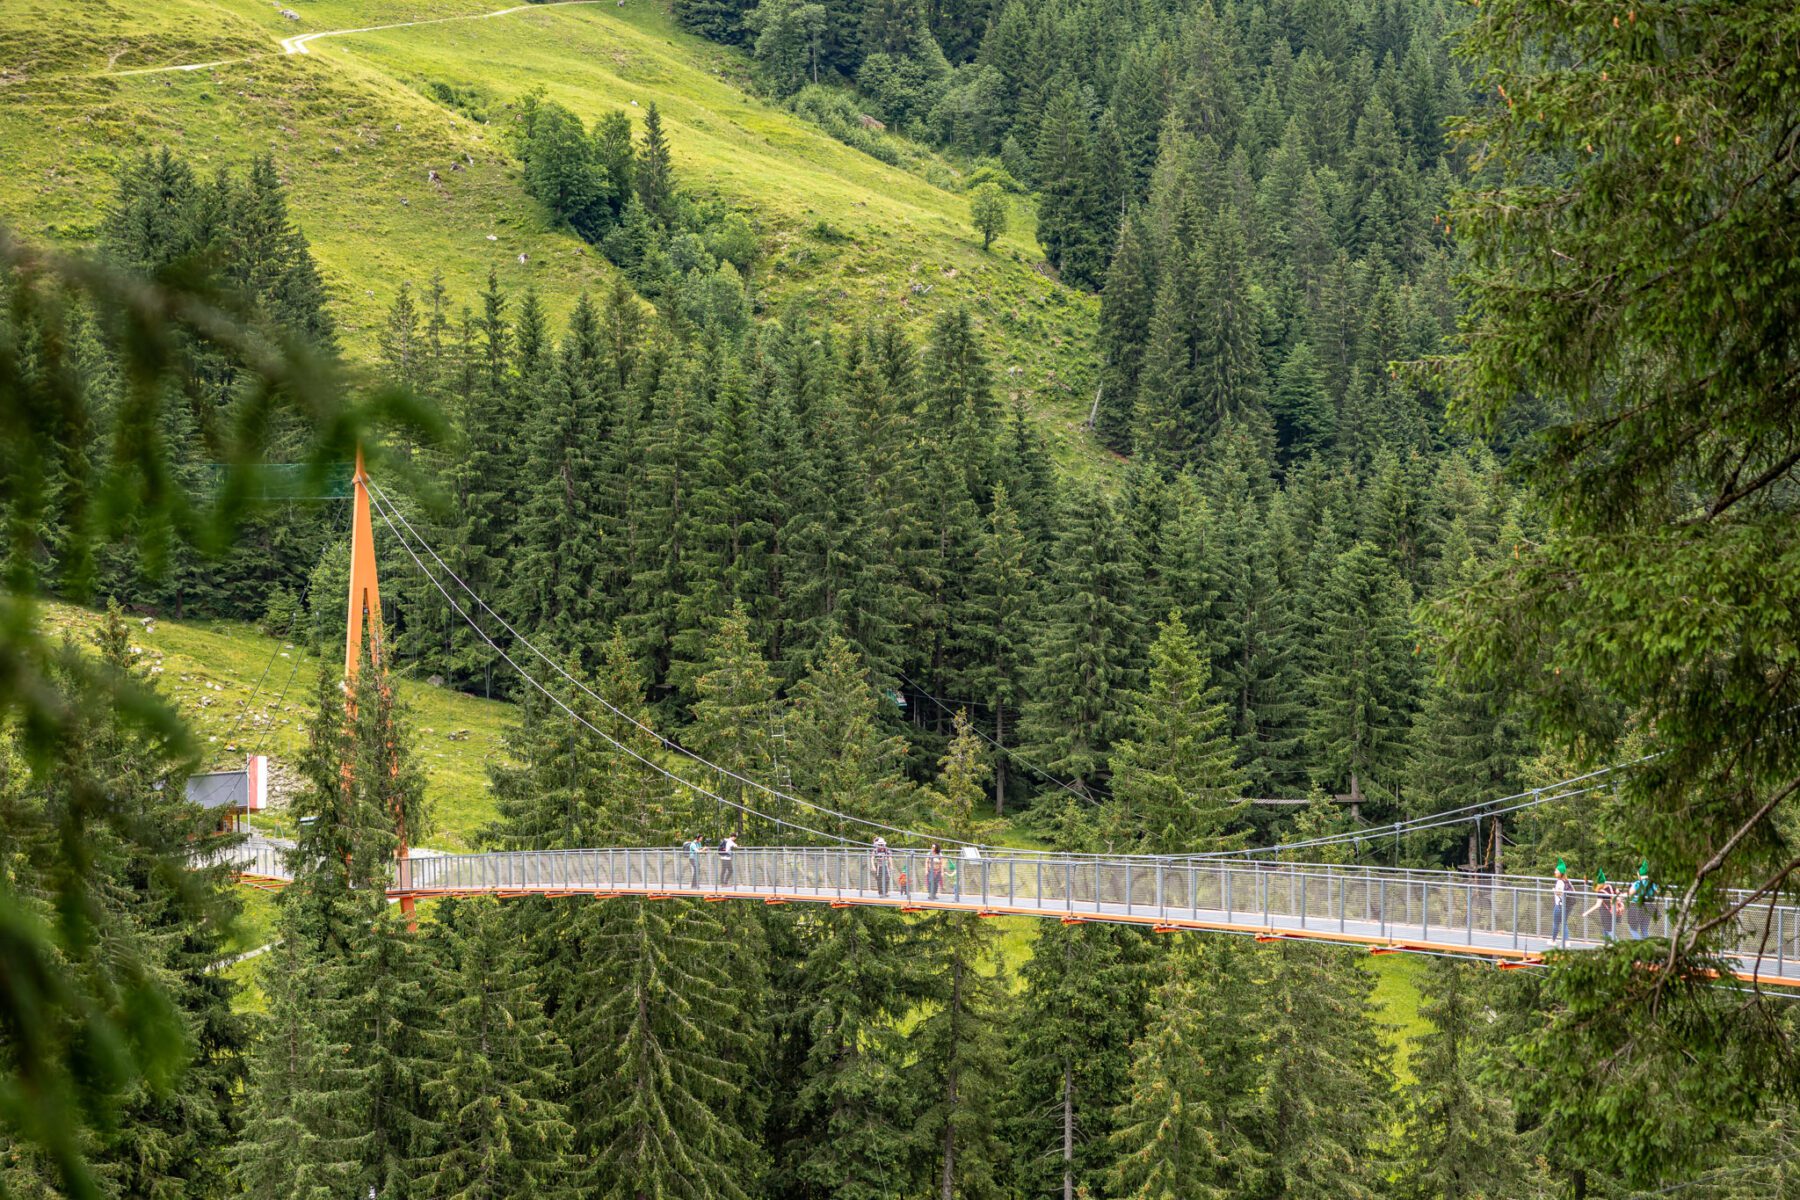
[368,488,879,847]
[891,667,1100,808]
[1196,777,1625,864]
[368,482,979,850]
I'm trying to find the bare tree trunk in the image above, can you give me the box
[1062,1061,1075,1200]
[993,701,1007,817]
[938,963,965,1200]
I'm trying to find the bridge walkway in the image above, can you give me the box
[221,840,1800,987]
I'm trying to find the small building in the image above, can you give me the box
[186,755,269,831]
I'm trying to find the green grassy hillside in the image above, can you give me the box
[0,0,1108,473]
[42,600,514,848]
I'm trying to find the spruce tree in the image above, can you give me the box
[1394,959,1547,1200]
[785,635,912,839]
[1252,944,1394,1200]
[565,894,762,1200]
[1106,612,1247,853]
[1009,924,1161,1200]
[636,103,677,223]
[688,603,780,840]
[1270,338,1335,466]
[779,907,921,1200]
[514,292,611,663]
[1191,208,1269,450]
[910,714,1010,1200]
[1097,212,1158,453]
[416,898,577,1200]
[1019,486,1140,803]
[957,484,1034,815]
[1033,83,1106,288]
[1306,540,1418,813]
[1106,963,1231,1200]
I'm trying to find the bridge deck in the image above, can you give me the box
[219,841,1800,987]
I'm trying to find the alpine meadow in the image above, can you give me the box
[1,0,1797,1197]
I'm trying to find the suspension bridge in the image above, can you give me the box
[208,453,1800,990]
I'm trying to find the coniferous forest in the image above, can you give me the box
[2,0,1799,1196]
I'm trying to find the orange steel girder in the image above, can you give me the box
[344,449,414,920]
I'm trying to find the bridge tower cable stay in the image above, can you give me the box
[344,448,415,922]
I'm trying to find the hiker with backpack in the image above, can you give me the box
[1628,862,1657,939]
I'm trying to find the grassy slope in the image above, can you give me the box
[42,600,513,849]
[0,0,1108,475]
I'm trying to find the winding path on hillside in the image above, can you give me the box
[108,0,605,77]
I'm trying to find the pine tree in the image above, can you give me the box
[1252,944,1394,1200]
[907,714,1010,1200]
[1306,540,1418,813]
[688,603,780,840]
[1019,486,1140,803]
[416,898,577,1200]
[1107,612,1248,854]
[1394,959,1547,1200]
[637,103,677,223]
[1106,963,1231,1200]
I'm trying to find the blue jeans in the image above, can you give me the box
[1551,901,1569,946]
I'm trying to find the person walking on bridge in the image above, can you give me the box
[872,836,893,896]
[1627,861,1657,939]
[719,834,737,887]
[685,835,705,889]
[925,843,945,900]
[1584,870,1619,941]
[1550,861,1571,948]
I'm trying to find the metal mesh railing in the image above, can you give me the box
[210,840,1800,978]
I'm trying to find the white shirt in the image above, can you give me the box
[1554,876,1569,902]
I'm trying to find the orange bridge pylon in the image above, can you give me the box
[344,448,414,921]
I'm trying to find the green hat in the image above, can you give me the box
[1556,859,1566,874]
[1596,869,1607,883]
[1639,860,1649,877]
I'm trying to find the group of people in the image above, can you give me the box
[676,835,956,901]
[1548,859,1661,948]
[869,837,951,900]
[683,834,738,888]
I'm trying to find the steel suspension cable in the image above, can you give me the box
[891,667,1100,807]
[369,489,866,847]
[369,482,978,848]
[1192,774,1632,861]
